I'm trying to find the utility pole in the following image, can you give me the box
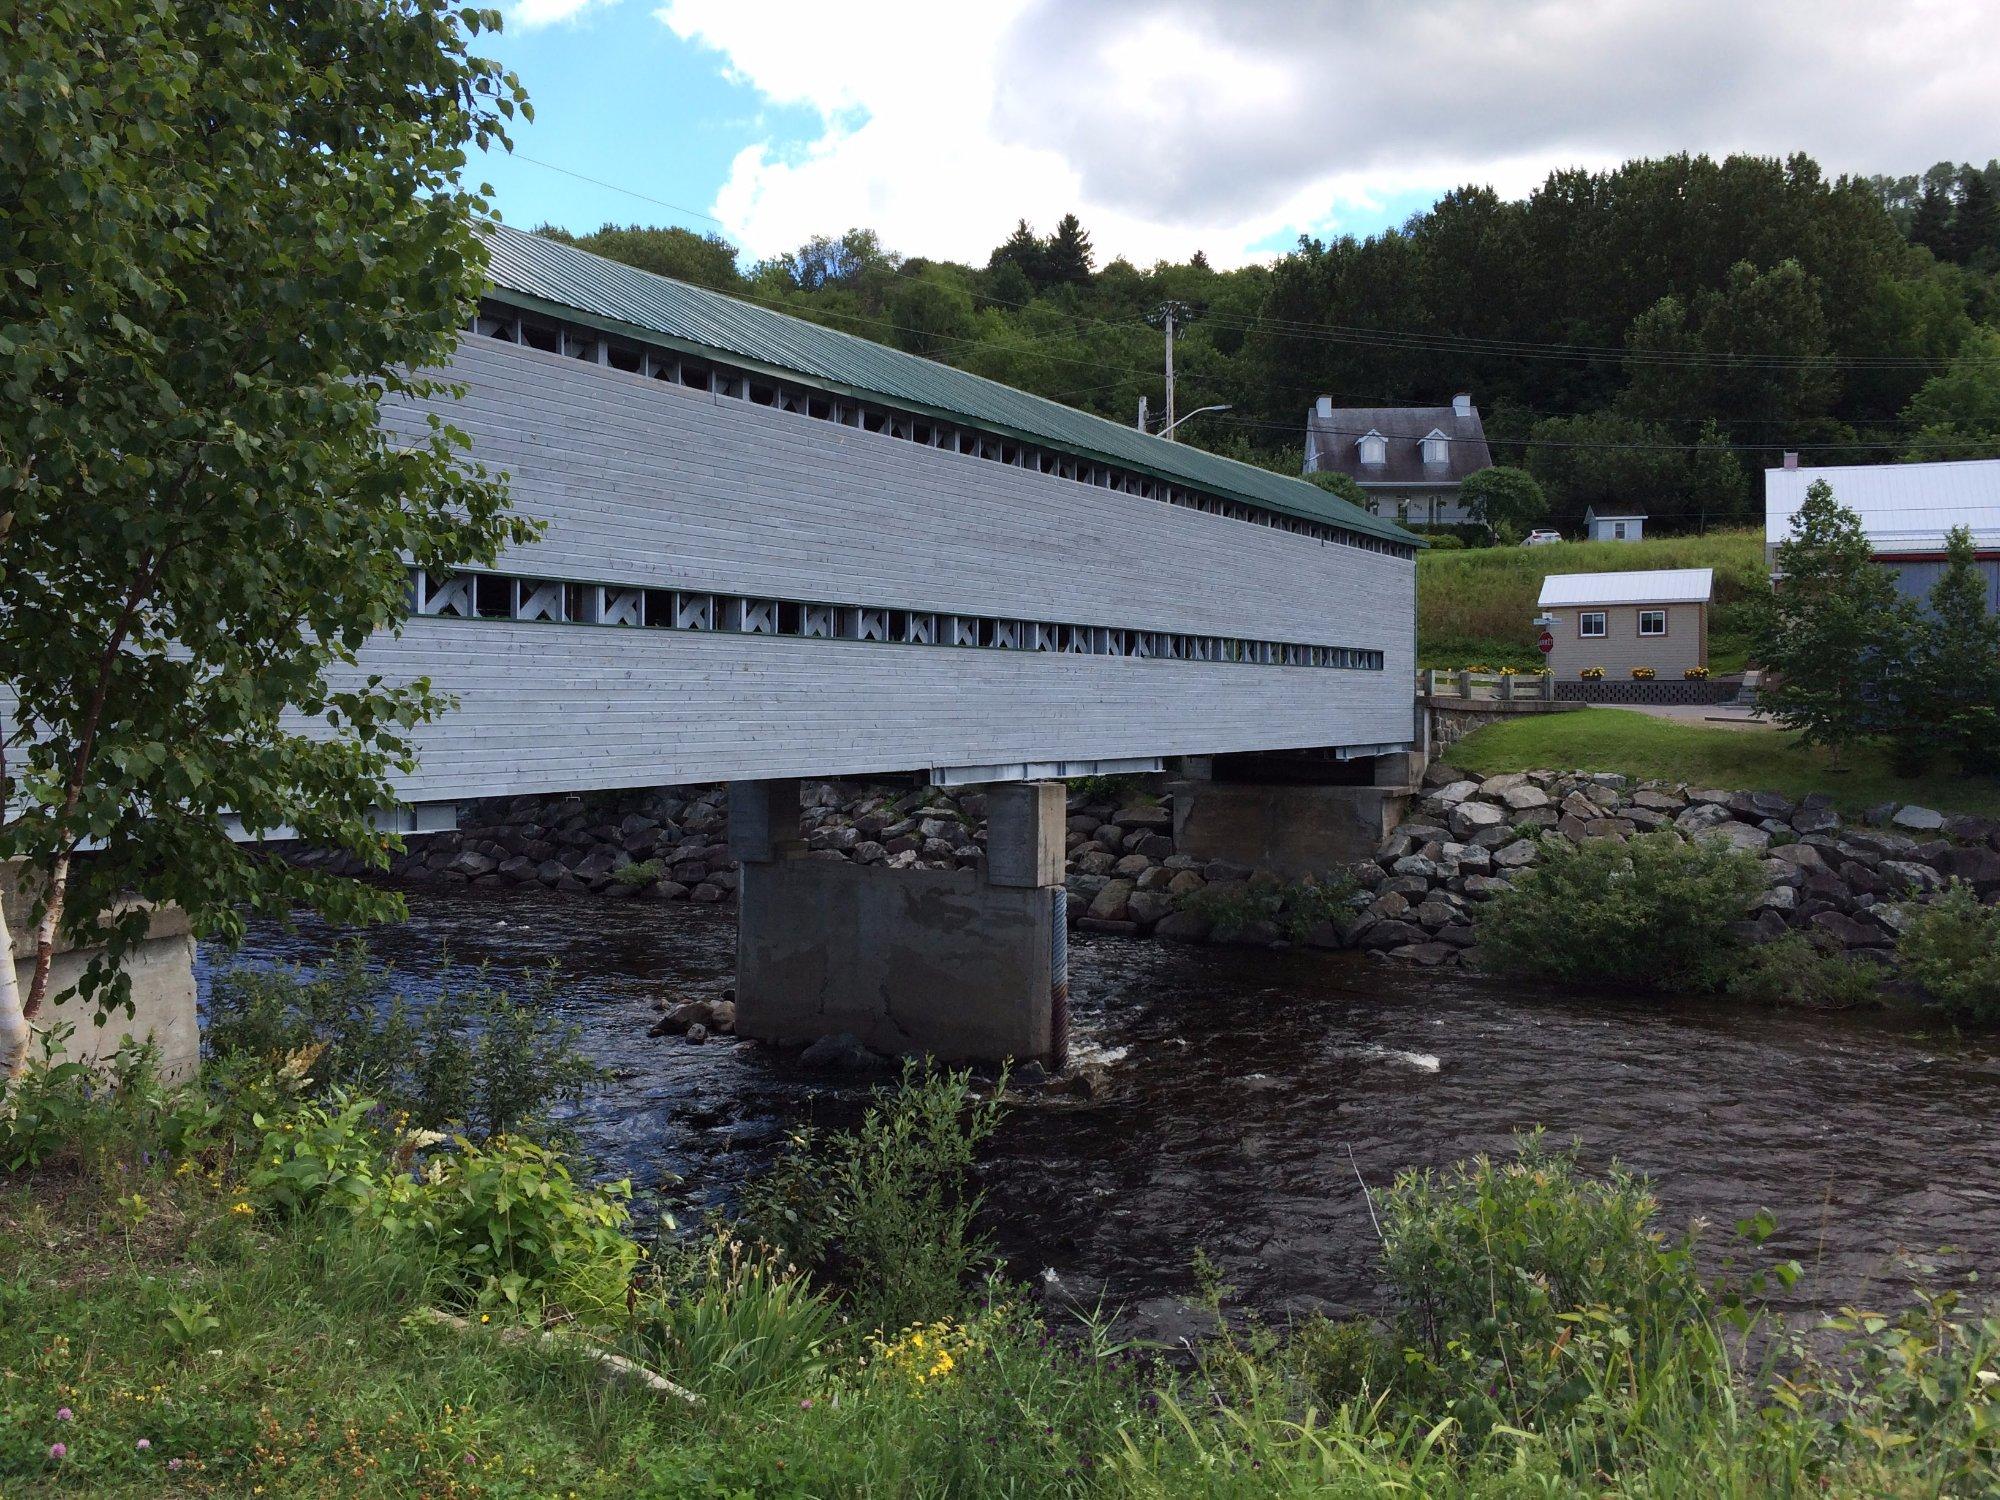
[1136,395,1148,432]
[1148,300,1191,440]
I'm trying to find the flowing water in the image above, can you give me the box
[198,887,2000,1330]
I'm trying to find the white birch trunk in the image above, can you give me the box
[0,893,28,1086]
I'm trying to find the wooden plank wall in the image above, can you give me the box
[343,334,1417,798]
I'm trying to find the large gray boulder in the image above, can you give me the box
[1448,801,1508,838]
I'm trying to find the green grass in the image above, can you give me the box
[1420,529,1767,673]
[1446,707,2000,817]
[7,1083,2000,1495]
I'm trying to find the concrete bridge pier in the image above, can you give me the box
[730,778,1069,1066]
[1168,752,1421,881]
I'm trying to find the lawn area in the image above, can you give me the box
[1445,707,2000,818]
[1420,529,1767,673]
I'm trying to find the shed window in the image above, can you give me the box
[1638,609,1667,637]
[1612,521,1628,540]
[1579,611,1606,638]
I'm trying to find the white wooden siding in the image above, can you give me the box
[333,622,1414,802]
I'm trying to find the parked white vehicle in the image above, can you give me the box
[1522,529,1563,547]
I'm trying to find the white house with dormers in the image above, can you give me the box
[1303,392,1494,528]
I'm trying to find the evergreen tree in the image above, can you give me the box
[1044,213,1095,285]
[1910,178,1955,259]
[1908,527,2000,775]
[1953,166,2000,268]
[1751,481,1915,766]
[988,219,1047,287]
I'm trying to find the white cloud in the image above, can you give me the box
[509,0,616,30]
[655,0,2000,267]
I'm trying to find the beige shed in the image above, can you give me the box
[1536,568,1713,681]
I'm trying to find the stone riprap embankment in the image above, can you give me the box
[1342,762,2000,969]
[282,768,2000,968]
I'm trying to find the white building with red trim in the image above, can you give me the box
[1765,457,2000,612]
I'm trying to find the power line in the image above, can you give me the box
[510,154,727,227]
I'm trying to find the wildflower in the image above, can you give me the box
[49,1443,66,1460]
[799,1398,813,1410]
[57,1407,73,1421]
[138,1439,152,1451]
[170,1458,184,1470]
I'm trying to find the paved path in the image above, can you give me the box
[1616,701,1776,731]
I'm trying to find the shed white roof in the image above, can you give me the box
[1538,568,1715,607]
[1765,458,2000,553]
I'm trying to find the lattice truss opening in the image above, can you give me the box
[409,568,1384,672]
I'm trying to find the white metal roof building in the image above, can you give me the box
[1765,459,2000,555]
[1764,458,2000,611]
[1537,568,1715,608]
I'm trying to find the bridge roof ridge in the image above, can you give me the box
[480,224,1418,550]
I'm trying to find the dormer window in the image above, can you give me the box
[1357,429,1387,466]
[1421,428,1450,466]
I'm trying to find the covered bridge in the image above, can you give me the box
[360,224,1424,806]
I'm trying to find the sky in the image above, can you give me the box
[468,0,2000,271]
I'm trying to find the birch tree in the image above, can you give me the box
[0,0,537,1078]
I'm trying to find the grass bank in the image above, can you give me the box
[1420,529,1767,672]
[1446,707,2000,818]
[4,1001,1998,1495]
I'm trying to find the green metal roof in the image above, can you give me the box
[481,224,1419,550]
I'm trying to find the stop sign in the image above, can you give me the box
[1537,629,1555,655]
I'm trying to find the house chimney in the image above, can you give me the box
[1314,395,1334,420]
[1452,392,1473,418]
[1782,451,1799,469]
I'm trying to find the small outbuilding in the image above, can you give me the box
[1536,568,1713,681]
[1582,507,1647,542]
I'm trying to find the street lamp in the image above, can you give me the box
[1155,403,1232,440]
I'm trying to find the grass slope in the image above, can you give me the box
[1420,529,1767,672]
[1446,707,2000,817]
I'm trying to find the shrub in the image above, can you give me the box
[207,941,606,1143]
[241,1096,639,1317]
[739,1062,1003,1331]
[1725,932,1887,1009]
[1896,881,2000,1021]
[610,857,664,888]
[634,1227,835,1404]
[1378,1134,1717,1440]
[1175,871,1356,942]
[1475,831,1764,992]
[0,1028,214,1176]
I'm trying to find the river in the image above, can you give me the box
[197,887,2000,1331]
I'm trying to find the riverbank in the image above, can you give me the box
[4,1042,1995,1495]
[1447,707,2000,820]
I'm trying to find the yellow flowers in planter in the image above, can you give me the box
[1684,667,1711,680]
[1581,667,1606,680]
[1498,666,1517,676]
[1631,667,1657,681]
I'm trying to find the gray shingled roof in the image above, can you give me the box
[477,225,1418,548]
[1306,404,1493,486]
